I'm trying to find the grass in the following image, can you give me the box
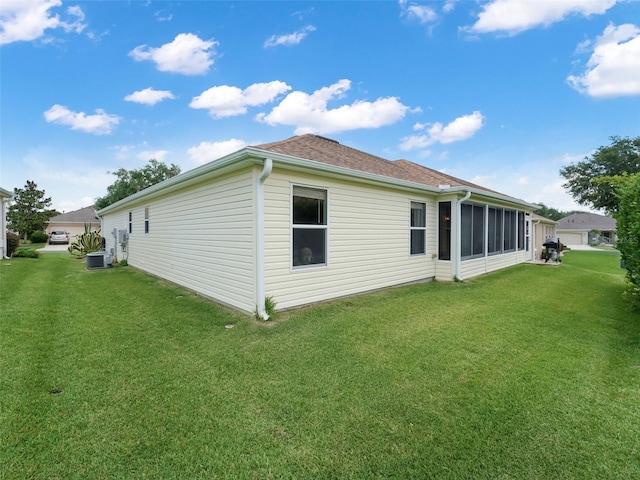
[1,250,638,479]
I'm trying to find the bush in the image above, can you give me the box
[614,174,640,307]
[29,230,49,243]
[68,224,102,258]
[12,247,40,258]
[6,232,20,257]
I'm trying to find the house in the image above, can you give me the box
[532,213,557,259]
[98,134,539,318]
[1,186,12,259]
[46,205,100,242]
[556,212,617,246]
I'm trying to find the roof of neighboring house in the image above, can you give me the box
[532,213,557,224]
[48,205,98,224]
[556,212,616,231]
[0,187,12,198]
[257,134,503,195]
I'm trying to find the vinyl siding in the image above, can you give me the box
[100,168,257,313]
[263,168,437,310]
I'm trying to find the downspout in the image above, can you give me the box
[2,197,10,259]
[256,158,273,320]
[454,190,471,281]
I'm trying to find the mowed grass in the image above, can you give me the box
[1,250,638,479]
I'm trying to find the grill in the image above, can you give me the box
[542,238,562,263]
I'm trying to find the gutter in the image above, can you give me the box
[453,190,472,281]
[255,158,273,320]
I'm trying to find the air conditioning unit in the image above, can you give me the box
[86,252,112,270]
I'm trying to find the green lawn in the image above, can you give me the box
[1,251,638,479]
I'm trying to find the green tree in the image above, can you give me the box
[95,159,181,210]
[7,181,56,240]
[532,202,588,221]
[608,174,640,307]
[560,135,640,213]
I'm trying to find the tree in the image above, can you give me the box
[560,135,640,213]
[7,181,56,240]
[532,202,587,221]
[609,174,640,307]
[95,159,181,210]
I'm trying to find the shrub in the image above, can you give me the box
[6,232,20,257]
[68,224,102,258]
[614,174,640,308]
[12,247,40,258]
[29,230,49,243]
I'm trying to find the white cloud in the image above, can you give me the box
[399,111,484,150]
[190,81,291,118]
[465,0,616,35]
[264,25,316,48]
[256,79,410,134]
[137,150,168,161]
[129,33,218,75]
[0,0,86,45]
[399,0,438,24]
[187,138,248,165]
[43,104,121,135]
[567,23,640,97]
[124,87,176,105]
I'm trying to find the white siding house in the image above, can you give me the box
[1,187,12,259]
[98,135,539,318]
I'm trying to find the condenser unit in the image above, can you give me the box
[86,252,112,270]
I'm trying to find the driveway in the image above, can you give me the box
[39,244,70,253]
[565,244,599,251]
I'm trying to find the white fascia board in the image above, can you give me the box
[96,150,261,215]
[444,185,540,210]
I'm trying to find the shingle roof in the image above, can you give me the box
[48,205,98,224]
[556,213,616,231]
[533,213,557,223]
[255,134,501,195]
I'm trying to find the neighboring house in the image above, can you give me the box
[556,212,617,246]
[47,205,100,241]
[98,134,539,318]
[1,187,12,258]
[532,213,557,259]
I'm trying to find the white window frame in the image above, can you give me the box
[128,211,133,235]
[410,200,426,256]
[291,184,328,270]
[144,207,150,234]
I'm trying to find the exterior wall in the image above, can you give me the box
[459,251,525,279]
[534,222,557,259]
[263,168,437,310]
[101,167,257,313]
[557,230,587,245]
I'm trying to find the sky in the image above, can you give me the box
[1,0,639,214]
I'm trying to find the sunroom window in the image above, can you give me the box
[292,186,327,268]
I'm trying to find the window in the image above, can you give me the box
[461,203,485,259]
[128,211,132,234]
[144,207,149,234]
[292,186,327,267]
[410,201,426,255]
[438,202,451,260]
[503,209,516,251]
[488,207,503,255]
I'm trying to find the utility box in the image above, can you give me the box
[118,230,128,245]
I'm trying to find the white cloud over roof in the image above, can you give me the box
[43,104,121,135]
[0,0,86,45]
[399,111,484,150]
[124,87,176,106]
[256,79,410,134]
[187,138,248,165]
[190,81,292,118]
[567,23,640,97]
[129,33,218,75]
[264,25,316,48]
[465,0,616,35]
[399,0,438,24]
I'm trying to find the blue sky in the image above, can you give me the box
[1,0,639,213]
